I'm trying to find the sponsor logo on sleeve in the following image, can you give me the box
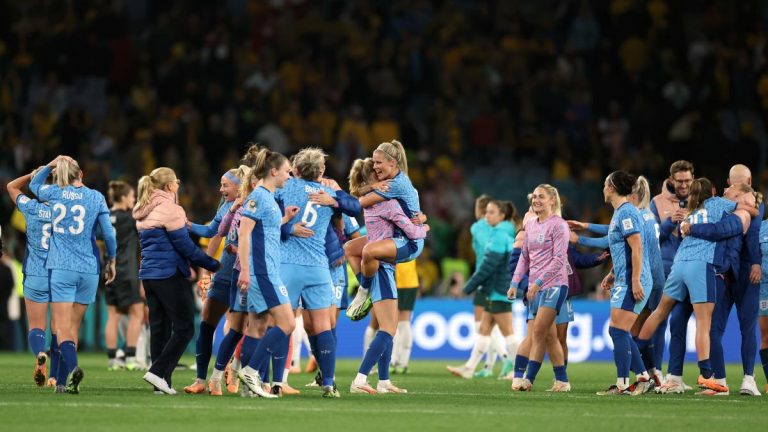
[622,218,634,230]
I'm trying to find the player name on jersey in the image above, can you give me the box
[62,190,84,200]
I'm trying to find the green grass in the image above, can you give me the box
[0,353,766,432]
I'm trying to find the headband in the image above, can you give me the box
[223,172,241,186]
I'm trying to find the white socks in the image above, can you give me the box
[211,369,224,382]
[504,335,518,359]
[293,315,306,366]
[465,335,491,370]
[363,326,376,353]
[354,373,368,385]
[398,321,413,368]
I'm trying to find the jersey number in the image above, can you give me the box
[687,209,708,225]
[41,223,51,250]
[52,204,86,235]
[301,204,320,228]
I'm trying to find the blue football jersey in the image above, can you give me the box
[36,184,113,274]
[760,220,768,282]
[608,202,652,289]
[16,194,51,277]
[374,171,421,218]
[242,186,283,275]
[343,214,361,238]
[640,208,665,287]
[675,197,737,264]
[276,178,336,267]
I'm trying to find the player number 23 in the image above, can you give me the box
[52,203,86,235]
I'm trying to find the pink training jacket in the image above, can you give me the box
[512,214,570,289]
[365,198,427,242]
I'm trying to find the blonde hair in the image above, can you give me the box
[135,167,178,211]
[229,165,252,197]
[349,158,376,197]
[535,184,562,216]
[293,147,327,181]
[731,183,763,207]
[632,175,651,209]
[53,158,82,187]
[374,140,408,174]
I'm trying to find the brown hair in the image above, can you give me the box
[240,143,265,167]
[669,160,694,176]
[687,177,714,212]
[252,148,288,181]
[108,181,133,206]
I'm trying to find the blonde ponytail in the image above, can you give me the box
[632,175,651,209]
[374,140,408,174]
[53,158,82,187]
[348,158,375,197]
[535,184,562,216]
[134,167,178,211]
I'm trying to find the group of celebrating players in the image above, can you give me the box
[451,160,768,397]
[9,140,425,398]
[8,140,768,398]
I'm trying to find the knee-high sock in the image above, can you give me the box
[514,354,529,378]
[316,330,336,387]
[214,329,243,372]
[609,327,631,381]
[240,336,260,367]
[292,315,305,367]
[651,321,665,372]
[363,326,376,354]
[636,338,656,371]
[28,328,46,356]
[59,340,78,380]
[195,321,216,380]
[378,337,393,381]
[485,325,508,369]
[49,334,60,382]
[271,333,290,384]
[136,325,149,366]
[505,335,519,360]
[464,335,491,370]
[398,321,413,368]
[358,331,393,376]
[283,336,294,383]
[391,326,403,367]
[247,327,289,373]
[630,337,647,375]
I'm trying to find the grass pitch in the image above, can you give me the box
[0,353,766,432]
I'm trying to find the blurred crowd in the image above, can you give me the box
[2,0,768,301]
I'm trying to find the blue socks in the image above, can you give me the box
[524,360,542,383]
[195,321,216,380]
[636,338,656,371]
[359,331,393,375]
[271,334,290,384]
[50,334,60,382]
[361,275,374,289]
[60,340,78,379]
[513,355,529,378]
[698,359,713,379]
[553,365,568,382]
[316,330,337,386]
[247,326,289,373]
[609,327,631,379]
[630,337,646,375]
[214,329,243,371]
[28,328,46,356]
[378,337,393,381]
[240,336,260,366]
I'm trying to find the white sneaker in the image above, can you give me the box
[143,371,174,395]
[237,366,277,399]
[548,380,571,392]
[446,365,473,379]
[682,381,693,391]
[350,381,377,394]
[656,377,685,394]
[377,381,407,394]
[511,377,523,391]
[739,375,762,396]
[346,288,370,318]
